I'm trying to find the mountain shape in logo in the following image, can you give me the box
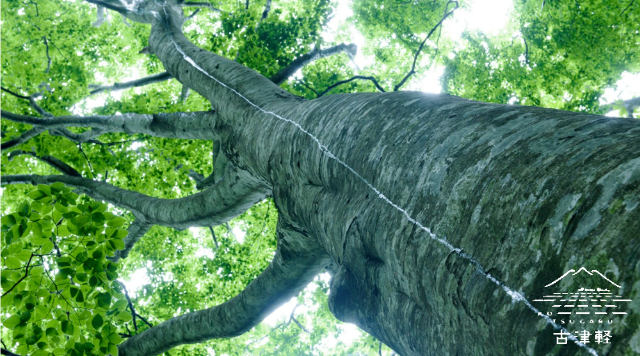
[544,267,621,288]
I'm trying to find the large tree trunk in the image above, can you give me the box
[141,5,640,356]
[2,3,633,355]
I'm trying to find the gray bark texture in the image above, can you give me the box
[4,2,639,356]
[141,5,640,355]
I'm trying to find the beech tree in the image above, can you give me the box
[1,0,639,356]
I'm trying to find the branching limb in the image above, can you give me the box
[185,8,201,21]
[85,0,129,16]
[187,141,229,190]
[601,97,640,118]
[260,0,272,21]
[181,2,224,12]
[318,76,386,97]
[88,72,173,96]
[117,220,330,356]
[2,253,34,297]
[2,165,270,231]
[92,5,108,27]
[1,127,46,150]
[111,218,153,262]
[1,86,30,99]
[28,93,52,117]
[179,85,190,103]
[119,281,139,332]
[208,226,219,249]
[1,110,219,141]
[269,43,358,85]
[393,1,458,91]
[42,36,52,74]
[7,150,82,177]
[1,348,21,356]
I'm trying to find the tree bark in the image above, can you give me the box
[13,2,639,355]
[136,4,640,355]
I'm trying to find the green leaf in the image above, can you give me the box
[40,241,54,255]
[89,276,98,287]
[2,214,17,227]
[91,212,105,223]
[3,315,22,329]
[19,310,31,323]
[18,202,31,217]
[96,293,112,310]
[92,250,104,260]
[107,332,122,344]
[61,320,75,335]
[107,217,127,227]
[4,256,22,269]
[15,249,32,262]
[27,190,47,201]
[91,314,104,329]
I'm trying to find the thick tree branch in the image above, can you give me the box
[111,218,153,262]
[187,141,229,190]
[2,165,270,231]
[1,128,46,150]
[393,1,458,91]
[117,220,330,356]
[601,96,640,118]
[92,5,108,26]
[7,150,82,177]
[1,110,219,141]
[88,72,173,96]
[318,76,386,97]
[269,43,358,85]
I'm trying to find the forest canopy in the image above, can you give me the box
[1,0,639,355]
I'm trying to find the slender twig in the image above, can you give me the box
[135,313,153,328]
[42,36,52,74]
[119,281,139,333]
[186,8,201,21]
[379,341,383,356]
[523,37,530,65]
[2,254,34,297]
[27,0,39,16]
[7,150,82,177]
[318,76,386,97]
[621,0,636,14]
[393,1,458,91]
[47,38,70,62]
[209,226,219,249]
[77,143,95,178]
[1,86,30,99]
[291,317,310,334]
[298,80,319,97]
